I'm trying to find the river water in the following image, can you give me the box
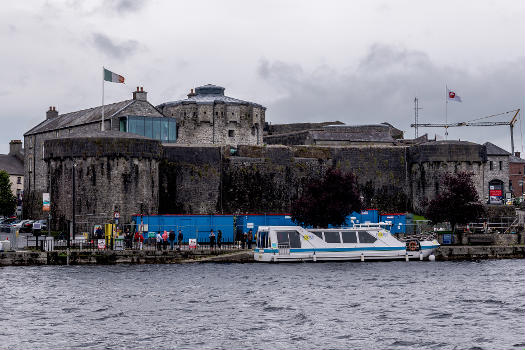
[1,260,524,350]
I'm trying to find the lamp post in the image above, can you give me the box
[70,161,77,248]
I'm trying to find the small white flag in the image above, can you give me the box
[447,88,462,102]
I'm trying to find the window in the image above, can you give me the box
[42,144,45,160]
[161,120,169,142]
[324,231,341,243]
[144,118,153,138]
[17,177,21,184]
[215,111,218,116]
[312,231,323,239]
[341,231,357,243]
[55,130,59,137]
[490,161,493,170]
[358,231,377,243]
[228,130,235,137]
[499,161,502,170]
[276,231,289,244]
[276,231,301,248]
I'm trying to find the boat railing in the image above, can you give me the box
[278,243,290,255]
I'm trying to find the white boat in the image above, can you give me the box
[254,225,439,262]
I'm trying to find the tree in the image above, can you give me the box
[291,168,362,228]
[425,171,485,232]
[0,170,17,217]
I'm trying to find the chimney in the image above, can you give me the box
[132,86,147,101]
[515,152,521,158]
[46,106,58,120]
[187,88,196,98]
[9,140,22,156]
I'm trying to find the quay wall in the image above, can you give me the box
[1,246,523,266]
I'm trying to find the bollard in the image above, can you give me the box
[405,254,409,262]
[313,254,317,262]
[419,252,423,261]
[67,248,70,265]
[360,253,364,262]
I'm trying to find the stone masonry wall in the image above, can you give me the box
[160,103,265,145]
[44,136,162,232]
[159,144,409,215]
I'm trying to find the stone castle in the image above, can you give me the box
[22,85,511,233]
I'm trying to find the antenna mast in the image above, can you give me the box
[414,97,422,138]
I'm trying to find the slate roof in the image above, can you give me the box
[311,125,396,143]
[484,142,511,156]
[24,100,135,136]
[0,154,24,175]
[509,155,525,164]
[158,84,265,109]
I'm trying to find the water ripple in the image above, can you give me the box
[0,260,523,350]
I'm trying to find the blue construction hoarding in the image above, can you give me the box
[132,215,235,243]
[132,210,406,241]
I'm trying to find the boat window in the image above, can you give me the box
[324,231,341,243]
[312,231,323,239]
[341,231,357,243]
[358,231,377,243]
[258,231,268,248]
[289,231,302,248]
[276,231,301,248]
[276,231,289,244]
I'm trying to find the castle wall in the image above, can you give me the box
[43,136,162,232]
[159,144,410,215]
[408,142,486,212]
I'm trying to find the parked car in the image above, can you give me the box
[21,220,35,233]
[11,220,30,230]
[32,219,48,232]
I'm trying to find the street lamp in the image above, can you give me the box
[70,161,77,248]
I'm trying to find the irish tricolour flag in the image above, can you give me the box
[103,68,125,83]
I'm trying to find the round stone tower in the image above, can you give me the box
[158,84,266,145]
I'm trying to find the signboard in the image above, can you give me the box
[33,222,41,230]
[188,238,197,249]
[247,223,254,229]
[97,239,106,249]
[114,212,120,219]
[489,189,502,197]
[42,193,50,212]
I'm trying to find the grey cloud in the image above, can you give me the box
[258,44,524,149]
[92,33,141,59]
[108,0,146,14]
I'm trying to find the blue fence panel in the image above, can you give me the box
[132,215,235,243]
[379,214,406,234]
[236,214,295,234]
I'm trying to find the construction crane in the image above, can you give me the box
[411,109,521,154]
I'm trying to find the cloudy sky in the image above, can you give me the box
[1,0,524,154]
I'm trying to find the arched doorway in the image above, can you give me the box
[488,179,504,204]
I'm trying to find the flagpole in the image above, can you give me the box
[101,67,105,132]
[445,84,448,140]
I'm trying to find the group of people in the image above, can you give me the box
[235,229,254,249]
[131,230,184,250]
[207,229,223,249]
[93,226,255,250]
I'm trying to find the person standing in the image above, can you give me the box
[134,231,140,249]
[162,230,168,250]
[155,232,162,250]
[139,233,144,250]
[217,230,222,249]
[209,229,216,250]
[242,231,247,249]
[247,229,253,250]
[177,230,183,249]
[169,230,176,250]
